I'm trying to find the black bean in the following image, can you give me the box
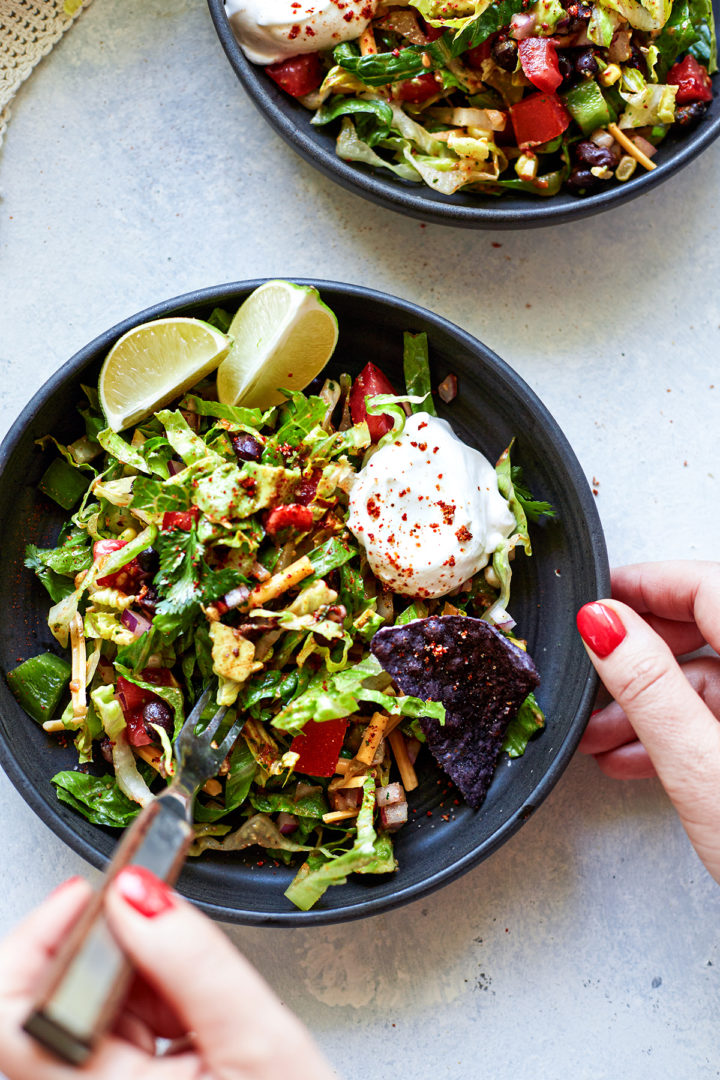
[625,43,646,73]
[491,36,518,72]
[557,50,576,86]
[565,166,605,194]
[231,432,263,463]
[562,2,591,31]
[137,583,159,617]
[136,546,159,576]
[143,699,174,739]
[575,48,599,78]
[675,102,709,129]
[100,735,114,764]
[575,140,620,169]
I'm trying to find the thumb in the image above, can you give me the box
[104,867,336,1078]
[577,600,720,881]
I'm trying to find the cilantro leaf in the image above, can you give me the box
[510,466,556,523]
[153,527,244,636]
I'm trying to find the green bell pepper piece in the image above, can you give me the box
[564,80,612,136]
[38,458,90,510]
[7,652,72,723]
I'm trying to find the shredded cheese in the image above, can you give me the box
[243,556,314,610]
[355,711,388,765]
[388,730,418,793]
[359,25,377,55]
[135,745,164,772]
[42,718,66,733]
[69,613,88,721]
[608,123,656,171]
[322,808,360,824]
[329,772,368,793]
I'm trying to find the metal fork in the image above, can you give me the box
[24,686,243,1066]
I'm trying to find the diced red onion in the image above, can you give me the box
[167,460,185,476]
[375,782,406,807]
[331,788,363,812]
[120,609,153,639]
[438,374,458,403]
[277,812,298,835]
[591,130,616,149]
[495,616,517,631]
[222,585,251,610]
[180,409,200,432]
[510,13,537,39]
[405,738,421,766]
[97,656,115,684]
[631,134,657,159]
[380,801,408,832]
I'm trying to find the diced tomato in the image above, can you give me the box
[290,718,349,778]
[122,712,152,746]
[265,53,324,97]
[396,72,441,103]
[667,55,713,104]
[138,668,176,689]
[93,538,143,591]
[518,38,562,93]
[349,362,396,442]
[93,539,127,560]
[161,507,200,531]
[265,504,314,537]
[465,38,493,69]
[509,92,571,148]
[116,670,175,748]
[420,17,445,42]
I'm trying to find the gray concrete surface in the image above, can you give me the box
[1,1,719,1077]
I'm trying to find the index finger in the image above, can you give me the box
[611,561,720,652]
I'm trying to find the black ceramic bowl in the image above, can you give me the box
[207,0,719,229]
[0,280,608,925]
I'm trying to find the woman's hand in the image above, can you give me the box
[577,560,720,884]
[0,868,337,1079]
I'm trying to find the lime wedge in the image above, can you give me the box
[216,281,339,408]
[99,318,231,432]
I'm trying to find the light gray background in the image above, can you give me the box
[1,2,719,1077]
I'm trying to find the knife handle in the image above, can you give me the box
[23,794,193,1066]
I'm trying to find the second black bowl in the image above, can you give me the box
[207,0,720,229]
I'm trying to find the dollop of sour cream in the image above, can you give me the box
[347,413,516,599]
[225,0,378,65]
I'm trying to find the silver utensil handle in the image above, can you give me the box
[23,794,193,1065]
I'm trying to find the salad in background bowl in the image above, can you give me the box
[208,0,719,227]
[0,280,608,924]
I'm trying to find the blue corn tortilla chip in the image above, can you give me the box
[370,615,540,809]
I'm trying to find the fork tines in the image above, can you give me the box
[176,686,243,763]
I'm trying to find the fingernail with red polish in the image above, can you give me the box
[577,602,627,658]
[115,866,175,919]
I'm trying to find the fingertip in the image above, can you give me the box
[576,601,628,658]
[595,743,658,780]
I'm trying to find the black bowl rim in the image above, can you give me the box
[0,279,609,924]
[206,0,720,229]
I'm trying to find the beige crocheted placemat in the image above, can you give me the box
[0,0,93,147]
